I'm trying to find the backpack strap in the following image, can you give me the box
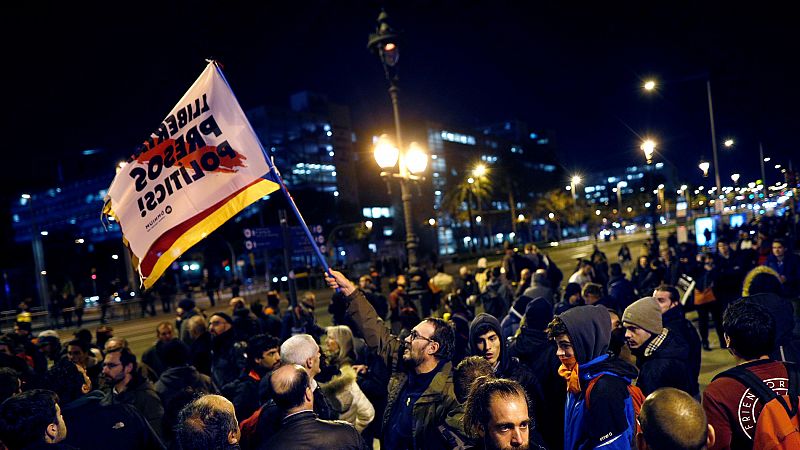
[718,362,800,418]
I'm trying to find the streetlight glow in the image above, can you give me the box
[764,157,771,162]
[373,134,399,169]
[475,215,482,224]
[643,80,656,91]
[517,214,525,222]
[428,218,436,226]
[571,175,582,185]
[731,173,740,184]
[468,177,475,184]
[548,212,555,219]
[724,139,734,148]
[473,164,487,177]
[699,161,710,177]
[365,220,373,230]
[405,142,428,174]
[640,139,656,163]
[21,194,31,199]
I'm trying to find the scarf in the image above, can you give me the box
[558,356,581,393]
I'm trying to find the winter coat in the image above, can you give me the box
[344,290,463,449]
[101,374,165,440]
[154,365,214,410]
[189,332,212,376]
[662,305,701,396]
[607,275,636,311]
[61,390,164,450]
[141,341,169,379]
[522,283,556,306]
[480,280,513,320]
[632,328,693,396]
[321,363,376,433]
[210,328,244,389]
[233,308,262,341]
[260,410,369,450]
[767,251,800,297]
[499,296,535,341]
[221,370,262,424]
[507,325,565,449]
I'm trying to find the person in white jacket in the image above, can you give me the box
[321,325,375,434]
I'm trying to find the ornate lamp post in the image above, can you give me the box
[368,11,428,267]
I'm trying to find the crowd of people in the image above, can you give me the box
[0,214,798,449]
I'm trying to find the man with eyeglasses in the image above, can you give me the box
[101,347,164,440]
[326,270,463,450]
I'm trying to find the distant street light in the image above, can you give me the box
[724,139,735,148]
[570,175,582,201]
[699,161,710,177]
[731,173,740,184]
[643,80,656,91]
[640,139,657,164]
[365,220,373,230]
[473,164,487,178]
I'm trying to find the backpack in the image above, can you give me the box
[585,374,646,436]
[715,362,800,450]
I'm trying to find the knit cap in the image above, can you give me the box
[622,297,663,335]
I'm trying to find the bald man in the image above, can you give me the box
[175,394,240,450]
[264,365,367,450]
[637,387,715,450]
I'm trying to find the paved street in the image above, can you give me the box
[38,229,735,392]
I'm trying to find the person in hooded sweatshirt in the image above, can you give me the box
[468,313,543,425]
[622,297,693,397]
[154,339,214,411]
[546,305,640,450]
[507,297,564,450]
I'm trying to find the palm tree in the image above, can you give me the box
[441,173,493,249]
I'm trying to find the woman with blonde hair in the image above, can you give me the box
[321,325,375,434]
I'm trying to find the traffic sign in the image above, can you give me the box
[243,226,325,254]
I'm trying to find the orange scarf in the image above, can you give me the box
[558,357,581,393]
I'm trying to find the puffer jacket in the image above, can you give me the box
[345,290,463,449]
[321,363,376,433]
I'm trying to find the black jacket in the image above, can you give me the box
[141,341,169,379]
[211,329,244,389]
[155,365,214,409]
[61,390,164,450]
[221,370,262,422]
[101,373,165,440]
[662,306,701,396]
[633,328,693,396]
[259,410,368,450]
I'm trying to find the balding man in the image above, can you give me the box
[175,395,240,450]
[262,365,367,450]
[637,387,715,450]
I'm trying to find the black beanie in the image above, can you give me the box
[525,297,554,331]
[211,312,233,324]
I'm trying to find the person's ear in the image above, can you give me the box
[428,341,439,356]
[45,422,58,443]
[305,357,314,370]
[305,385,314,402]
[707,424,716,448]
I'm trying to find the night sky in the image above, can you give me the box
[4,1,797,193]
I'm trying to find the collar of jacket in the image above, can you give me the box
[644,328,669,358]
[383,360,453,426]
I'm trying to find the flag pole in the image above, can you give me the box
[210,61,332,277]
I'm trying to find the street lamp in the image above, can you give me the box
[570,175,582,201]
[372,135,428,266]
[724,139,735,148]
[699,161,710,177]
[640,139,656,164]
[643,80,656,91]
[731,173,740,185]
[643,78,722,196]
[369,11,426,267]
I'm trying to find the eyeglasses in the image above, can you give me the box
[409,330,435,343]
[103,362,120,369]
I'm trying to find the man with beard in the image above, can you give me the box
[100,347,164,440]
[325,270,462,450]
[546,305,641,450]
[222,334,281,421]
[209,312,244,389]
[463,377,547,450]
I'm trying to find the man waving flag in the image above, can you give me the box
[103,61,280,289]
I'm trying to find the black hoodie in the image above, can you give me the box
[469,314,544,424]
